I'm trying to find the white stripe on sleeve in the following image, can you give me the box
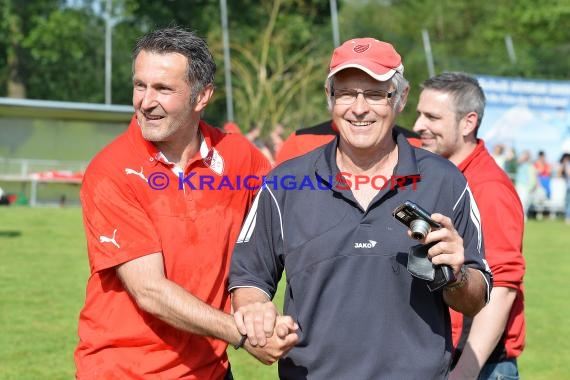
[453,184,483,254]
[236,190,261,243]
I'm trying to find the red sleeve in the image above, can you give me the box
[472,181,525,288]
[275,133,336,165]
[275,133,302,165]
[80,167,162,274]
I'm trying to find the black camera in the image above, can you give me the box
[392,200,442,240]
[393,200,455,291]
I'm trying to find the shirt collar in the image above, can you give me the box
[457,139,485,173]
[127,115,221,172]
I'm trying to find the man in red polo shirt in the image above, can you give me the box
[75,27,297,380]
[414,72,525,380]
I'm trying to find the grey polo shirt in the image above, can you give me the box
[229,130,492,380]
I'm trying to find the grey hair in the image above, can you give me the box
[420,72,486,133]
[325,70,409,111]
[132,26,216,104]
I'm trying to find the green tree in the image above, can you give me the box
[1,0,567,132]
[207,0,330,133]
[127,0,335,131]
[0,0,66,98]
[24,7,106,102]
[339,0,570,128]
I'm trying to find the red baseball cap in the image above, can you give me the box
[328,38,403,82]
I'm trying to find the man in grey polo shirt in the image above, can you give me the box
[229,38,492,379]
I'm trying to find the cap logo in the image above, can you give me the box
[353,44,371,54]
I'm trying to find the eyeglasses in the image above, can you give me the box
[332,89,393,106]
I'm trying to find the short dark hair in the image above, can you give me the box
[132,26,216,103]
[421,72,486,134]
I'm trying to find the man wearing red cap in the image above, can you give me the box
[229,38,492,378]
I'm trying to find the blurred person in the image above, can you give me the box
[559,153,570,224]
[0,186,9,205]
[534,150,552,199]
[246,122,275,165]
[491,143,506,171]
[223,121,242,134]
[245,122,262,142]
[504,146,518,183]
[74,26,297,380]
[270,122,285,159]
[274,120,337,164]
[230,38,491,379]
[414,72,525,380]
[275,120,421,165]
[515,150,537,220]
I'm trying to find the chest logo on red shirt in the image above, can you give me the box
[99,229,120,248]
[124,167,147,182]
[202,148,225,176]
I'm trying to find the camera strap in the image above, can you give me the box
[407,242,437,281]
[407,242,453,292]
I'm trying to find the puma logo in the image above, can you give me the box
[125,167,147,182]
[99,229,120,248]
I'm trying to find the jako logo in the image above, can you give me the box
[354,240,377,249]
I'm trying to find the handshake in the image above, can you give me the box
[232,300,299,365]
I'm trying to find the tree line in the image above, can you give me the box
[1,0,568,133]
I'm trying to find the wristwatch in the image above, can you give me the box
[234,334,247,350]
[444,265,469,292]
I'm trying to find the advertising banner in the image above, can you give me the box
[477,75,570,165]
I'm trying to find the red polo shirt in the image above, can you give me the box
[75,116,270,379]
[451,139,525,361]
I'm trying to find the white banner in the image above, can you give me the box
[477,75,570,164]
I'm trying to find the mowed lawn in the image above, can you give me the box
[0,207,568,379]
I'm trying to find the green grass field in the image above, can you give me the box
[0,207,568,379]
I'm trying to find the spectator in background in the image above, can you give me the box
[245,122,262,142]
[223,121,242,134]
[504,146,518,183]
[559,152,570,224]
[534,150,552,199]
[75,26,296,380]
[270,122,285,159]
[230,38,491,379]
[491,143,507,171]
[414,72,525,380]
[274,120,339,165]
[515,150,537,221]
[246,123,275,165]
[0,186,9,205]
